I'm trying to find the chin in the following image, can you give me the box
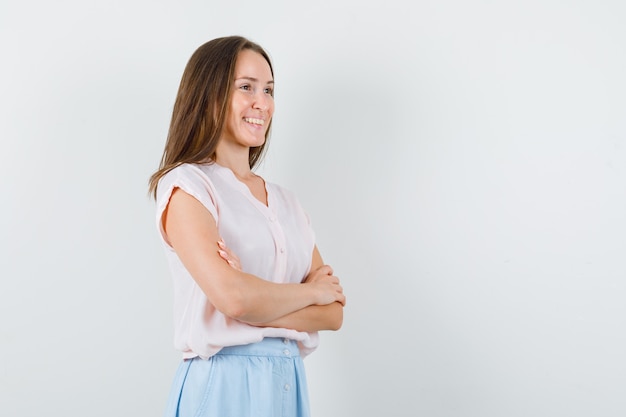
[245,136,267,148]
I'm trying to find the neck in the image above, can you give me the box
[214,144,254,179]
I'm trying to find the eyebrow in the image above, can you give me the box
[235,76,274,84]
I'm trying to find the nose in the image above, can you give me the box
[253,91,270,112]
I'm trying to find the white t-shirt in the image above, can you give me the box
[156,162,319,359]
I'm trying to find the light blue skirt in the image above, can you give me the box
[163,338,311,417]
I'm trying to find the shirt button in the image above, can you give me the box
[280,247,285,253]
[283,338,289,344]
[283,349,290,356]
[284,384,290,391]
[269,216,277,222]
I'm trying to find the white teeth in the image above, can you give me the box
[244,117,264,125]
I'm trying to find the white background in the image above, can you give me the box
[1,1,625,416]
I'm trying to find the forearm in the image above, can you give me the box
[249,301,344,332]
[225,272,322,323]
[216,252,341,324]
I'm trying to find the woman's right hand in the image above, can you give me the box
[304,265,346,306]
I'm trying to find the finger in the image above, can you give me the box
[328,275,340,284]
[317,264,333,276]
[218,249,229,260]
[218,240,239,258]
[218,241,238,260]
[337,293,346,306]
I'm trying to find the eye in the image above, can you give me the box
[239,84,251,91]
[264,87,274,96]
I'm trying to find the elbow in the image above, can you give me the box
[222,299,253,322]
[329,303,344,331]
[213,290,250,321]
[222,304,247,321]
[208,272,258,320]
[332,316,343,331]
[329,320,342,331]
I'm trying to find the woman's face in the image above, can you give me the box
[220,49,274,151]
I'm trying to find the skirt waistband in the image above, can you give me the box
[215,337,300,358]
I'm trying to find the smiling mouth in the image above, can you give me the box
[244,117,265,126]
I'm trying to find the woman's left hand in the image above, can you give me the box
[217,239,242,271]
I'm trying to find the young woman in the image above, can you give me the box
[148,36,345,417]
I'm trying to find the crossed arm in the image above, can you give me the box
[219,244,344,332]
[162,187,345,331]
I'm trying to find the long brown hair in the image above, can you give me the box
[148,36,274,199]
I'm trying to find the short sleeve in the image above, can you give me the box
[155,164,219,249]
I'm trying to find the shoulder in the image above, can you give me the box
[156,163,220,207]
[158,163,218,191]
[161,163,210,182]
